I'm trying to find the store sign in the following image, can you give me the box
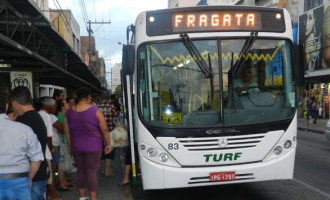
[10,71,33,96]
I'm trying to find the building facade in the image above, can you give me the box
[298,0,330,118]
[35,0,49,19]
[111,63,122,92]
[40,2,82,96]
[80,36,93,66]
[80,36,107,89]
[49,9,81,55]
[99,58,107,89]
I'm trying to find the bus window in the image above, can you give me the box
[224,39,295,125]
[137,39,295,127]
[137,40,221,127]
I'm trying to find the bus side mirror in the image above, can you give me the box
[293,44,304,87]
[122,45,135,75]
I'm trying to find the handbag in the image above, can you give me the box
[59,141,72,172]
[110,117,129,148]
[73,106,104,140]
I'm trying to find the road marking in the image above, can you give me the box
[293,179,330,199]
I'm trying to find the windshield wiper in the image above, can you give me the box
[180,33,213,79]
[230,31,258,76]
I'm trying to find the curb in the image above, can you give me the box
[298,127,324,134]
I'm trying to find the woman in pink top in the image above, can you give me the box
[64,87,111,200]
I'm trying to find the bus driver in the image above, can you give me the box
[234,64,259,96]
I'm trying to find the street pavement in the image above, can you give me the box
[57,148,132,200]
[57,117,329,200]
[297,117,328,134]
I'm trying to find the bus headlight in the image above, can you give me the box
[273,146,282,155]
[139,142,181,167]
[284,140,292,149]
[159,153,169,162]
[147,148,157,157]
[264,135,296,161]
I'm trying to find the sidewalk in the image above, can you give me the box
[57,148,133,200]
[297,117,328,134]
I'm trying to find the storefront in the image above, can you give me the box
[304,82,330,119]
[299,2,330,118]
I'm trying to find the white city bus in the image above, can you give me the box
[122,5,300,190]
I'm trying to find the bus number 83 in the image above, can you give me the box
[168,143,179,150]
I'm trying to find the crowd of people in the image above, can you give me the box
[0,86,131,200]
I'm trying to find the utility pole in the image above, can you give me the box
[87,20,111,67]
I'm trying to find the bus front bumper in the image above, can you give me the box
[140,148,295,190]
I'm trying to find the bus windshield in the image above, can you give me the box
[137,39,295,127]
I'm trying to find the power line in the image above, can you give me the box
[93,0,96,21]
[79,0,89,29]
[87,20,111,66]
[61,0,70,10]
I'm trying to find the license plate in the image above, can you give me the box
[210,172,236,182]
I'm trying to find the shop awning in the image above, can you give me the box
[305,69,330,83]
[0,0,102,92]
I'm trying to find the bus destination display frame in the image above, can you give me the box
[146,7,285,36]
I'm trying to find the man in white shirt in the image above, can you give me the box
[38,97,54,162]
[39,97,62,200]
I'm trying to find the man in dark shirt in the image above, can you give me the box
[11,86,50,200]
[98,96,118,176]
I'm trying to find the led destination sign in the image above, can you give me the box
[173,12,261,32]
[146,8,285,36]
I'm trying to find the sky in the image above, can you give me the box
[49,0,168,87]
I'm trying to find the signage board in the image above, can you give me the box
[10,71,33,96]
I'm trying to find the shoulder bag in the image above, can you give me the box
[73,107,103,140]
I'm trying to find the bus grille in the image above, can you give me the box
[188,173,255,184]
[178,134,265,151]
